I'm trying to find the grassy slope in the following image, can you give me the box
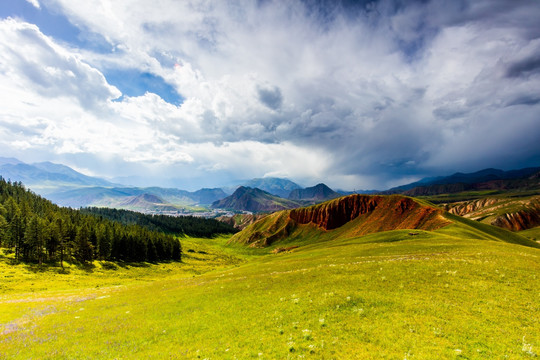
[416,189,540,204]
[441,195,540,226]
[229,195,539,251]
[519,226,540,242]
[1,224,540,359]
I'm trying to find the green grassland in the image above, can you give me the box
[1,220,540,359]
[519,226,540,242]
[418,189,540,204]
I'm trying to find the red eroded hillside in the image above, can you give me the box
[230,194,451,246]
[290,195,448,233]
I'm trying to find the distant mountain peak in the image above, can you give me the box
[0,157,24,166]
[211,186,300,212]
[242,177,302,198]
[288,183,341,202]
[0,159,117,195]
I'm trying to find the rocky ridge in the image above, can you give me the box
[230,194,451,247]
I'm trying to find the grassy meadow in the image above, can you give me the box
[1,227,540,359]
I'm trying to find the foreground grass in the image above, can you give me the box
[1,232,540,359]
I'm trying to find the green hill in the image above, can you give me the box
[230,194,539,250]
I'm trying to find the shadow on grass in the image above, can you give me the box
[22,260,96,274]
[114,261,153,269]
[25,262,60,273]
[1,247,182,273]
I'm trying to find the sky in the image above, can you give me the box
[0,0,539,191]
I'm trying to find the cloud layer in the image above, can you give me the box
[1,0,539,190]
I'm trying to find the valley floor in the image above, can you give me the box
[1,232,540,359]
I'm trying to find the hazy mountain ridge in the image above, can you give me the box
[241,178,302,198]
[47,186,226,210]
[3,158,540,225]
[288,183,341,202]
[385,167,540,195]
[211,186,301,212]
[0,161,116,191]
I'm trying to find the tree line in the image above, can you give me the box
[0,178,181,265]
[81,207,238,238]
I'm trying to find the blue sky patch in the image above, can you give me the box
[104,69,183,105]
[0,0,112,53]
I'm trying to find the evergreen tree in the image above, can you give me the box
[0,214,8,247]
[74,224,93,263]
[9,210,25,261]
[24,215,46,264]
[96,224,112,260]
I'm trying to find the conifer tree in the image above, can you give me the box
[74,224,93,263]
[0,214,8,246]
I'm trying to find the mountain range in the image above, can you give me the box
[2,157,540,228]
[46,186,228,210]
[384,167,540,196]
[0,158,341,212]
[211,183,347,213]
[211,186,301,213]
[0,157,117,192]
[241,178,302,198]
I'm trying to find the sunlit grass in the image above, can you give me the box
[1,230,539,359]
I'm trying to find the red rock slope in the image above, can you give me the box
[230,194,451,247]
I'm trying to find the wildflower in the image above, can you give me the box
[522,336,536,356]
[287,341,295,352]
[302,329,313,340]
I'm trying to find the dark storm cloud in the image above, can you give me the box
[505,95,540,107]
[257,85,283,110]
[506,56,540,79]
[3,0,540,190]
